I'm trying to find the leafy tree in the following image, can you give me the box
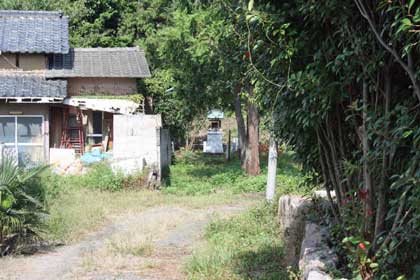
[246,0,420,278]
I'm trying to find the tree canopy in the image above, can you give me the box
[1,0,419,278]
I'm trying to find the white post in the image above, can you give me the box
[266,137,278,202]
[0,142,4,162]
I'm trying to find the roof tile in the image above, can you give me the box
[47,47,151,78]
[0,10,69,54]
[0,73,67,98]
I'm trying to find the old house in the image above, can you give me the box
[0,10,170,178]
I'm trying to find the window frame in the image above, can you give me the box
[0,115,45,163]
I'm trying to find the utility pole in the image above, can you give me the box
[227,130,231,160]
[266,136,278,202]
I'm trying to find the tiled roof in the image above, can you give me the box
[0,10,69,54]
[0,73,67,98]
[47,47,151,78]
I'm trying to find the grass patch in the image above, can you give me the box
[41,179,259,243]
[40,149,308,246]
[164,150,311,196]
[43,187,256,243]
[186,203,288,280]
[46,162,147,193]
[107,237,154,257]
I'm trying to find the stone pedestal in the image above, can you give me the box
[203,131,223,153]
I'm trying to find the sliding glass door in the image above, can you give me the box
[0,115,44,166]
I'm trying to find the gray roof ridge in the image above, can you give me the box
[0,70,47,77]
[0,10,64,17]
[72,46,144,52]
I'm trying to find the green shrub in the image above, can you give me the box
[81,162,126,191]
[0,156,47,255]
[40,162,148,194]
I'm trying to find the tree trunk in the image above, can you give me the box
[324,121,347,202]
[362,80,374,237]
[319,127,344,206]
[244,87,260,176]
[266,136,278,202]
[234,88,247,166]
[373,66,391,250]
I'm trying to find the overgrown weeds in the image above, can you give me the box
[42,162,149,194]
[27,150,307,256]
[186,203,287,280]
[164,150,311,196]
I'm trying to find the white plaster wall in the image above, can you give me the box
[112,114,162,174]
[0,54,46,70]
[67,78,137,96]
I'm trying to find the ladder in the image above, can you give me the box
[60,108,85,155]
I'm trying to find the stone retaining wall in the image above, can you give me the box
[278,195,337,280]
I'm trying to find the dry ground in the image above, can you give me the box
[0,193,261,280]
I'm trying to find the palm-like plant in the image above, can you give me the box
[0,155,47,255]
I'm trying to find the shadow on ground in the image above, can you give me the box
[233,244,288,280]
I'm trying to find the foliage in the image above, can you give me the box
[0,156,47,255]
[187,203,287,280]
[45,162,150,195]
[77,162,127,191]
[165,150,311,196]
[243,0,420,279]
[1,0,419,277]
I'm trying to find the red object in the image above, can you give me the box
[359,242,366,251]
[358,188,368,200]
[245,51,251,59]
[60,108,85,155]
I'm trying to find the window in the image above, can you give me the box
[87,111,103,145]
[0,116,44,166]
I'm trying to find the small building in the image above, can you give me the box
[0,10,170,179]
[203,110,224,154]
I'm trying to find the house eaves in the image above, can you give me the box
[0,72,67,101]
[63,98,141,115]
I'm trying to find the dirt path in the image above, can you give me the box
[0,196,259,280]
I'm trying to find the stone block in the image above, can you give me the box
[278,195,311,267]
[299,223,337,280]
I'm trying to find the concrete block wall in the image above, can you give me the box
[112,114,162,174]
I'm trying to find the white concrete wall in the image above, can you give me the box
[112,114,162,174]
